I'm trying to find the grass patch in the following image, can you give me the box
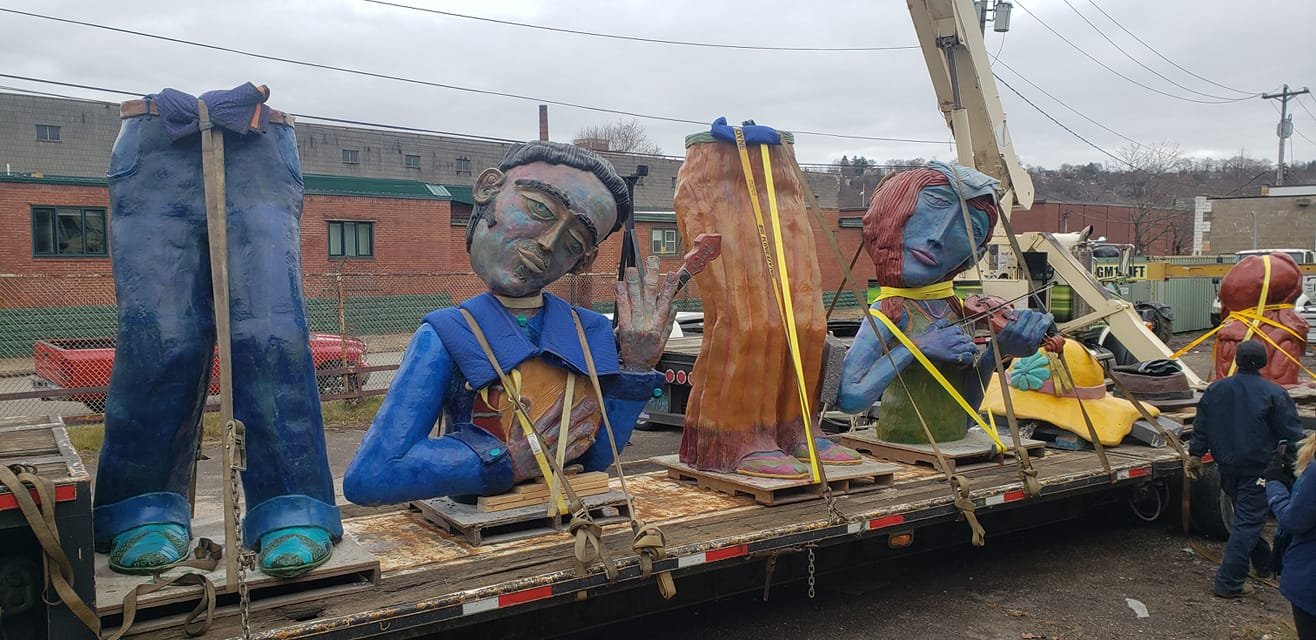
[67,396,382,455]
[322,396,383,428]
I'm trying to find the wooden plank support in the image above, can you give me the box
[650,455,900,506]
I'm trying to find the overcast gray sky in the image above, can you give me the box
[2,0,1313,169]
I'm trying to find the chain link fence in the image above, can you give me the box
[0,271,702,423]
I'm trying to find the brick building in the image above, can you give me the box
[1203,188,1316,255]
[1008,200,1186,255]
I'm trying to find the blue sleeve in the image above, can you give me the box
[1269,476,1316,535]
[1271,390,1306,445]
[343,325,451,504]
[575,370,663,472]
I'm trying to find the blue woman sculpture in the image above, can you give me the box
[836,162,1052,443]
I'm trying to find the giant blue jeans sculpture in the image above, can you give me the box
[93,106,341,577]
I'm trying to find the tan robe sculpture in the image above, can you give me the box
[674,130,829,475]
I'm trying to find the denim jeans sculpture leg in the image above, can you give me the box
[93,113,342,551]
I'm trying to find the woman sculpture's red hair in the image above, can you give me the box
[862,167,999,322]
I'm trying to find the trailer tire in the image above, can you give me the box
[1189,464,1232,540]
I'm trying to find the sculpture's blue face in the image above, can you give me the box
[900,184,991,287]
[469,161,617,297]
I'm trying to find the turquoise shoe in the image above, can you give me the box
[108,523,190,575]
[258,526,333,579]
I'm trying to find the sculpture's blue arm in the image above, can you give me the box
[343,326,453,505]
[836,303,914,413]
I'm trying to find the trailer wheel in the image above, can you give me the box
[1189,464,1232,540]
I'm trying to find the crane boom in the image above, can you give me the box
[908,0,1034,212]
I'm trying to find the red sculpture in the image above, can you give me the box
[1214,252,1309,386]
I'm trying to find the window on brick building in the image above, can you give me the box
[341,149,360,164]
[31,207,107,257]
[328,221,374,258]
[35,124,61,142]
[650,228,679,256]
[405,154,421,169]
[671,176,677,190]
[454,156,472,176]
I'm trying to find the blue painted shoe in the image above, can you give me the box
[108,523,190,575]
[258,526,333,579]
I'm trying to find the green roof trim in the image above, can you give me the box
[0,173,108,187]
[445,184,474,206]
[634,211,676,223]
[302,174,452,200]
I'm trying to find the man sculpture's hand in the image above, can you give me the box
[615,255,680,372]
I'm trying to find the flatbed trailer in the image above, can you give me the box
[109,435,1188,639]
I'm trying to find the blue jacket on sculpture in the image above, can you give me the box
[344,140,675,505]
[344,293,659,504]
[93,85,340,578]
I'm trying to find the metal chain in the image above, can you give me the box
[806,546,817,599]
[228,458,255,640]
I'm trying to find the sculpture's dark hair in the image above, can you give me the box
[465,140,632,251]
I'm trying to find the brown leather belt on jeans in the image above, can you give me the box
[119,99,294,126]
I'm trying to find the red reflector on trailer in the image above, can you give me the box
[705,544,748,562]
[498,585,553,607]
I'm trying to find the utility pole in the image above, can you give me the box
[1263,84,1310,186]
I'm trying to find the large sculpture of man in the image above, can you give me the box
[94,85,340,578]
[836,162,1051,444]
[344,141,670,504]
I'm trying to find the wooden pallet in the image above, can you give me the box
[477,472,611,512]
[649,455,900,506]
[840,429,1045,473]
[414,491,632,546]
[94,521,380,633]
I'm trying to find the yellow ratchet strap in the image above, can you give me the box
[1170,255,1315,379]
[1230,255,1271,376]
[734,127,821,482]
[869,308,1007,452]
[875,282,956,301]
[464,313,568,516]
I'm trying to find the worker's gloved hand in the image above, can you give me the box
[1263,443,1297,489]
[1186,456,1203,481]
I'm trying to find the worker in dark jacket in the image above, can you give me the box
[1188,340,1306,598]
[1266,433,1316,639]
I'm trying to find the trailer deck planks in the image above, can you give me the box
[119,443,1185,639]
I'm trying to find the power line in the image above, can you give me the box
[0,74,913,170]
[0,7,949,145]
[1012,0,1254,105]
[994,73,1134,168]
[995,59,1147,149]
[1058,0,1253,101]
[362,0,920,52]
[1085,0,1260,97]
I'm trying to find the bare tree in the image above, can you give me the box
[573,119,662,155]
[1111,142,1193,255]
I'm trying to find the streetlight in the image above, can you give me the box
[974,0,1013,33]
